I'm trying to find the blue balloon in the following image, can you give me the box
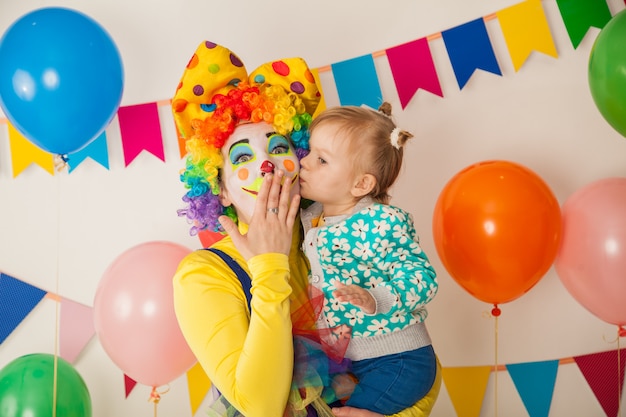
[0,7,124,155]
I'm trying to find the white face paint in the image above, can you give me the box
[220,122,301,224]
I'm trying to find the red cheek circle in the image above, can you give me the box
[283,160,295,173]
[238,169,249,180]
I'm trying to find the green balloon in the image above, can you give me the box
[0,353,92,417]
[589,8,626,138]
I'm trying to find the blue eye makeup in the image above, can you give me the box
[268,134,291,155]
[229,142,255,165]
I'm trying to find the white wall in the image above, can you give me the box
[1,1,626,416]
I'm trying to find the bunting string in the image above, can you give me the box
[0,0,616,176]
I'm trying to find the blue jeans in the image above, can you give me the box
[345,345,437,415]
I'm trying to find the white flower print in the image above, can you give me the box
[329,296,347,312]
[390,310,406,324]
[357,263,374,278]
[329,223,349,237]
[365,275,384,288]
[340,268,360,285]
[395,247,410,261]
[426,282,437,300]
[353,241,374,260]
[351,219,369,240]
[380,206,405,223]
[325,310,341,327]
[372,219,391,237]
[406,289,421,309]
[364,206,377,217]
[333,253,353,266]
[375,238,395,257]
[331,237,350,252]
[345,308,365,326]
[319,246,332,263]
[392,224,410,244]
[322,263,339,275]
[367,318,390,335]
[316,230,328,246]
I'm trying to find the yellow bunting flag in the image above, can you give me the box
[7,123,55,177]
[497,0,558,72]
[442,365,492,417]
[186,362,211,414]
[311,67,327,119]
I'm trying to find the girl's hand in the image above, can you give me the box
[333,282,376,314]
[219,170,300,261]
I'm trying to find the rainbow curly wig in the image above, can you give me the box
[172,41,321,235]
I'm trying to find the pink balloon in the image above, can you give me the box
[555,178,626,326]
[93,241,196,387]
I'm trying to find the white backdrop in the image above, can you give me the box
[2,1,626,416]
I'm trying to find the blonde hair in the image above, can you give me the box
[309,102,412,204]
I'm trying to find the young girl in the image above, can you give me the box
[299,102,439,415]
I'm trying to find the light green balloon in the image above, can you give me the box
[589,8,626,138]
[0,353,92,417]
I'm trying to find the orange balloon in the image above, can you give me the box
[432,160,561,305]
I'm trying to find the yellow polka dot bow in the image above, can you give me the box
[172,41,321,140]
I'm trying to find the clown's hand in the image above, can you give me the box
[219,170,300,261]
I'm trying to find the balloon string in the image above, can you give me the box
[149,386,170,417]
[53,170,61,416]
[493,304,500,417]
[52,168,63,417]
[618,329,622,416]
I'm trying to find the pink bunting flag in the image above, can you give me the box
[386,38,443,109]
[125,374,138,398]
[59,298,95,363]
[118,102,165,167]
[574,348,626,417]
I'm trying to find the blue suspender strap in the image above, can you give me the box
[205,248,252,309]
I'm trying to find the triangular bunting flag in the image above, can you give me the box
[574,348,626,417]
[59,298,95,363]
[125,374,138,398]
[186,361,210,415]
[497,0,558,72]
[331,54,383,108]
[506,359,559,417]
[66,131,110,173]
[0,273,47,344]
[555,0,613,49]
[442,18,502,90]
[175,121,187,159]
[7,123,55,177]
[311,67,327,118]
[386,38,443,109]
[118,102,165,167]
[442,365,492,417]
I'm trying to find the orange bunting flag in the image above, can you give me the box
[7,123,55,177]
[186,362,210,415]
[497,0,558,72]
[442,365,492,417]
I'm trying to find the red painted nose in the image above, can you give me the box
[260,160,275,175]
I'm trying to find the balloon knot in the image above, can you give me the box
[148,386,169,404]
[491,305,501,317]
[619,327,626,338]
